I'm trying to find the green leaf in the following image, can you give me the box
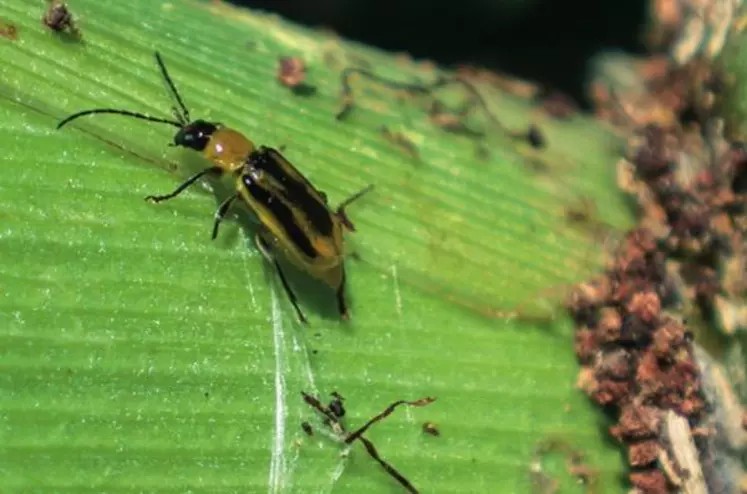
[1,1,633,492]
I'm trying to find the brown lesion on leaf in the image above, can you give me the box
[0,19,18,41]
[530,436,600,494]
[379,125,420,162]
[562,196,617,242]
[455,64,540,101]
[335,65,544,152]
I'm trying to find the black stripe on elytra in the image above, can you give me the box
[242,174,319,259]
[249,147,334,236]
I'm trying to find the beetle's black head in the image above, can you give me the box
[174,119,218,151]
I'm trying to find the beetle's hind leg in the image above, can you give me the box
[254,234,308,325]
[335,184,375,232]
[336,265,350,320]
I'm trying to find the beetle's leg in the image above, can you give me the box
[337,264,350,320]
[254,233,308,325]
[211,194,239,240]
[145,166,223,203]
[336,184,374,232]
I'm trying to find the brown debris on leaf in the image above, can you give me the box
[658,410,708,494]
[42,0,81,39]
[647,0,744,65]
[629,438,660,467]
[421,421,440,437]
[277,56,317,96]
[301,391,436,494]
[530,437,599,494]
[570,62,747,488]
[629,469,670,494]
[589,54,725,132]
[619,120,747,335]
[568,225,712,491]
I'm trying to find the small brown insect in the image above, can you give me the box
[42,0,81,38]
[421,422,440,436]
[277,56,316,96]
[278,57,305,87]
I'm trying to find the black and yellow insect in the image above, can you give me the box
[57,52,372,323]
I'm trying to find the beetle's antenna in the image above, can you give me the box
[154,51,190,125]
[56,108,183,130]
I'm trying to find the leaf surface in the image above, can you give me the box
[0,1,632,492]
